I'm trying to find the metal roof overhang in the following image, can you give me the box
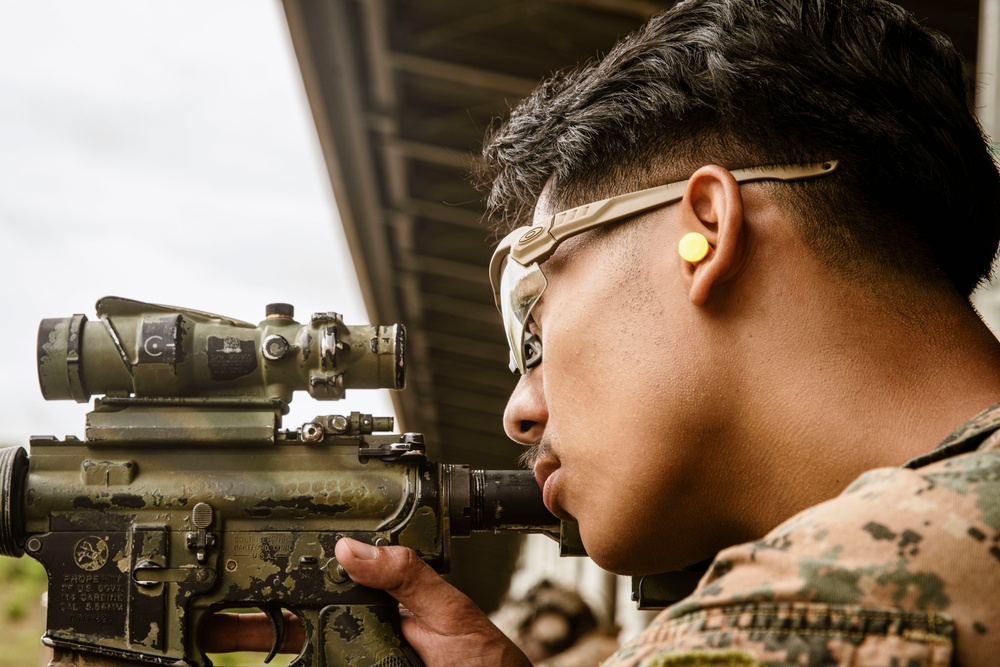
[281,0,981,611]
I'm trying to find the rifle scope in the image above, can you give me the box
[37,297,404,404]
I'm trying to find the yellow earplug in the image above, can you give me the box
[678,232,712,263]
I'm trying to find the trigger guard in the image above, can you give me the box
[262,605,285,664]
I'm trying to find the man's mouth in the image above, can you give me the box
[533,458,570,520]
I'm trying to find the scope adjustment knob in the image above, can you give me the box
[262,334,290,361]
[266,303,295,319]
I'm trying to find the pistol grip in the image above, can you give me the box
[291,593,423,667]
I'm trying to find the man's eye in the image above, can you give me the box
[526,317,541,337]
[523,331,543,369]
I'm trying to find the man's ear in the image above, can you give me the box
[677,165,746,306]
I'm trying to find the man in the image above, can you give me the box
[220,0,1000,664]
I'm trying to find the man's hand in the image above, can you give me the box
[200,538,531,666]
[334,537,532,666]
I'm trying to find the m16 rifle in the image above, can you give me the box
[0,297,569,667]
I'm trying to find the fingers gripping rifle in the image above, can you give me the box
[0,297,564,667]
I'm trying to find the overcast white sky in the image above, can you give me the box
[0,1,395,445]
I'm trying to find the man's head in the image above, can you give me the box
[480,0,1000,296]
[479,0,1000,576]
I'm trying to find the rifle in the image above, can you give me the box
[0,297,572,666]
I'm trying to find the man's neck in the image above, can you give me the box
[719,277,1000,543]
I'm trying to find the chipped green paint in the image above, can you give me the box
[0,299,559,666]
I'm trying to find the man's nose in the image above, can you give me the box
[503,372,548,445]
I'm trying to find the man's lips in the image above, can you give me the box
[533,458,569,520]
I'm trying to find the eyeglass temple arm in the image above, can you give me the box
[511,160,839,265]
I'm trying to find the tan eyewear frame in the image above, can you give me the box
[490,160,839,309]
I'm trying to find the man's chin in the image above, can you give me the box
[580,530,709,577]
[588,552,652,577]
[577,535,656,576]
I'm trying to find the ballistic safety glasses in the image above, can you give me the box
[489,160,839,373]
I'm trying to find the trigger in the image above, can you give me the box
[262,604,285,664]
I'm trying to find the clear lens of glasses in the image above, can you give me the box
[500,257,547,373]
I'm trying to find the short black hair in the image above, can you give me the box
[478,0,1000,296]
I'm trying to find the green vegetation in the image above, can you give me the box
[208,647,296,666]
[209,651,280,666]
[0,555,48,667]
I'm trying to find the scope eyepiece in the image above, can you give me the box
[37,297,405,403]
[446,467,558,536]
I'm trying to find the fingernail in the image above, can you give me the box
[347,539,380,561]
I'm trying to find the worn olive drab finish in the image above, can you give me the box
[36,296,406,404]
[0,298,564,667]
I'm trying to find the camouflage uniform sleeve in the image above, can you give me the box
[602,446,1000,667]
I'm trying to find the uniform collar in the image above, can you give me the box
[903,400,1000,470]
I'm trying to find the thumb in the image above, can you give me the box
[334,538,531,667]
[334,537,475,623]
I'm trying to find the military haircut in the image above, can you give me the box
[478,0,1000,296]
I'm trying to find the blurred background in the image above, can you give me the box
[1,1,997,665]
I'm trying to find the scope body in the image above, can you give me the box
[37,297,405,404]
